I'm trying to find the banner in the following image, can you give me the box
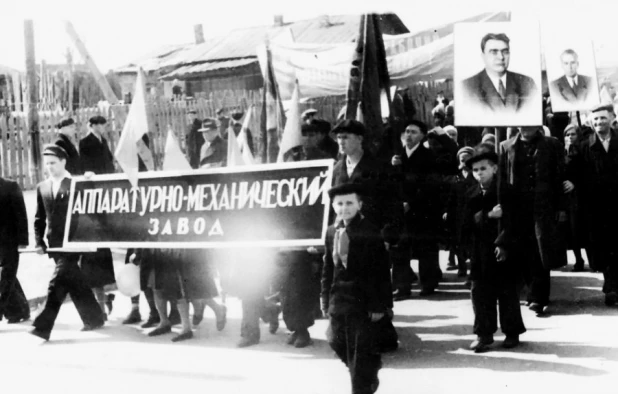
[63,160,334,249]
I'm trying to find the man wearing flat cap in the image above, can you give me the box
[199,118,227,168]
[301,108,318,124]
[499,125,569,316]
[186,109,204,169]
[331,119,400,352]
[30,145,104,340]
[228,110,255,157]
[54,118,82,175]
[579,104,618,306]
[79,116,116,318]
[0,166,30,324]
[322,182,391,393]
[216,108,230,140]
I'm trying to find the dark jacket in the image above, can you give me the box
[332,152,403,242]
[445,170,477,246]
[0,178,29,253]
[499,131,567,270]
[549,74,593,105]
[317,136,339,160]
[461,69,538,113]
[54,134,82,175]
[186,118,204,169]
[79,133,115,175]
[462,180,515,280]
[34,177,72,250]
[200,136,227,168]
[321,214,392,316]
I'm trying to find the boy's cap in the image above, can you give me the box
[43,144,68,160]
[332,119,365,136]
[328,182,366,199]
[88,115,107,125]
[465,151,498,168]
[457,146,475,158]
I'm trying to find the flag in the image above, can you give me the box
[162,127,191,171]
[345,14,392,146]
[277,81,302,162]
[228,107,256,167]
[260,44,286,163]
[114,68,152,187]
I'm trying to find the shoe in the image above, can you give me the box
[102,313,108,322]
[286,331,299,345]
[7,315,30,324]
[502,335,520,349]
[469,336,493,353]
[528,302,545,314]
[29,328,50,341]
[171,331,194,342]
[605,292,618,307]
[122,309,142,325]
[215,305,227,331]
[168,309,181,326]
[392,289,411,301]
[192,303,206,326]
[106,294,115,315]
[147,325,172,337]
[419,288,436,296]
[294,329,312,348]
[370,376,380,393]
[379,343,399,353]
[81,321,104,331]
[141,315,160,329]
[237,336,260,348]
[446,265,458,271]
[457,269,468,277]
[268,305,280,334]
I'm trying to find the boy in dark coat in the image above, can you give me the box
[322,183,392,394]
[463,151,526,353]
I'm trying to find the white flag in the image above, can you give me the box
[277,81,302,162]
[163,127,191,171]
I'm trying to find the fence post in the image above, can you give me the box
[25,20,42,184]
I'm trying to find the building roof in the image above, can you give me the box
[115,14,409,78]
[162,58,259,80]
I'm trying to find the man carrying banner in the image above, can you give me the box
[30,145,104,341]
[0,173,30,324]
[79,115,116,320]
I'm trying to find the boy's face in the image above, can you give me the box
[336,132,363,156]
[44,155,66,178]
[401,125,424,148]
[332,193,362,222]
[471,159,497,187]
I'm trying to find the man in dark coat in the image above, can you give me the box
[185,109,204,169]
[578,105,618,305]
[30,145,104,341]
[54,118,81,175]
[391,120,442,296]
[461,33,538,114]
[0,176,30,324]
[199,118,228,168]
[331,119,400,351]
[499,126,569,315]
[322,183,392,394]
[79,115,116,319]
[463,151,526,353]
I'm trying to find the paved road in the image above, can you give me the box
[4,248,618,394]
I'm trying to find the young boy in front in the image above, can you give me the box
[463,151,525,353]
[322,183,392,394]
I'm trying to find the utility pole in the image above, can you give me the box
[24,20,41,183]
[66,48,74,112]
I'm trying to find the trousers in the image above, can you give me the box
[471,279,526,337]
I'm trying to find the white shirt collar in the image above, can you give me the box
[404,142,420,158]
[51,172,71,196]
[567,75,578,88]
[345,153,363,177]
[488,73,507,95]
[88,130,102,143]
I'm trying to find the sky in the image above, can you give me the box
[0,0,617,73]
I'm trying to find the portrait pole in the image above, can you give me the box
[576,111,582,128]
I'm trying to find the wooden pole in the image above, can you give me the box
[66,48,74,112]
[576,111,582,128]
[64,21,119,105]
[24,20,41,183]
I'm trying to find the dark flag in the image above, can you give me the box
[345,14,392,148]
[260,44,286,163]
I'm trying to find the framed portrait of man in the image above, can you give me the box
[454,22,542,127]
[544,35,600,112]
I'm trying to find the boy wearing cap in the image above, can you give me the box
[322,183,391,394]
[30,145,104,341]
[54,118,82,175]
[463,151,525,353]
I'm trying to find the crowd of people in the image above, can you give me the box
[1,95,617,394]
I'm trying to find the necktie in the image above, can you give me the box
[498,79,506,103]
[335,227,349,269]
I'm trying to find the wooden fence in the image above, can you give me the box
[0,84,449,190]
